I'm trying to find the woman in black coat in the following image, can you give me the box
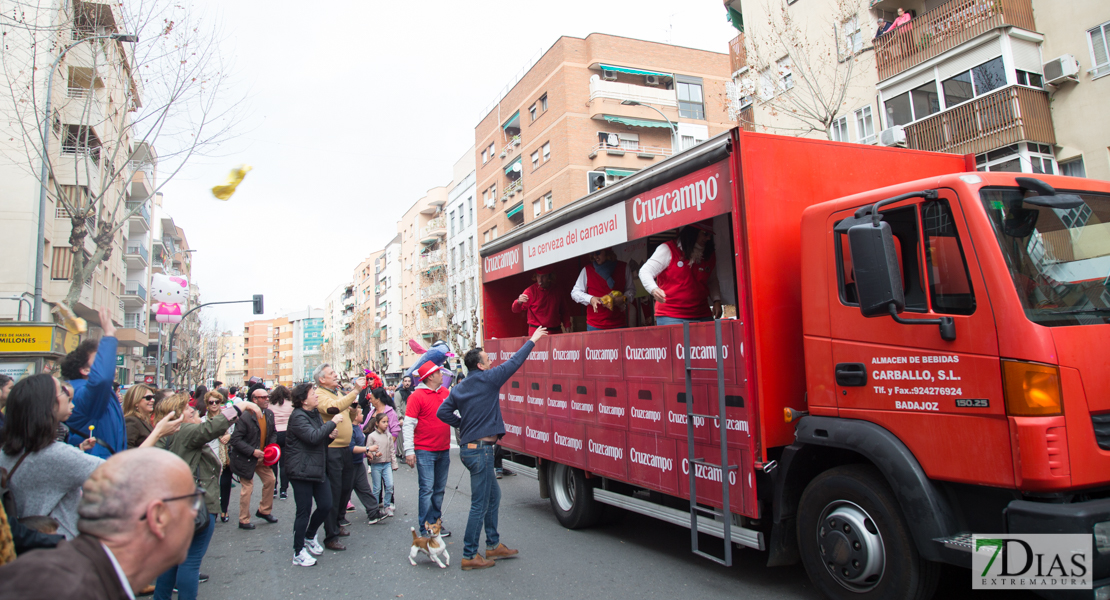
[286,383,342,566]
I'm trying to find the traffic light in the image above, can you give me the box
[587,171,606,194]
[253,294,264,315]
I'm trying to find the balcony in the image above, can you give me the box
[420,217,446,245]
[874,0,1036,81]
[419,314,448,334]
[122,282,146,307]
[499,135,522,160]
[126,200,150,233]
[587,79,680,124]
[128,161,155,199]
[418,250,445,272]
[499,179,523,203]
[124,243,149,267]
[588,143,673,170]
[729,33,747,76]
[902,85,1054,155]
[419,282,446,301]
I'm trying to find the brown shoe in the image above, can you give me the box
[485,543,519,560]
[138,584,156,596]
[337,526,350,537]
[324,539,346,551]
[461,554,496,570]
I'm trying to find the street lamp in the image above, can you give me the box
[33,32,139,321]
[620,99,679,144]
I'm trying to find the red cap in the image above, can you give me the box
[689,220,714,233]
[414,361,445,383]
[533,266,553,276]
[262,443,281,466]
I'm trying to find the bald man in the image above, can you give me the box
[0,448,199,600]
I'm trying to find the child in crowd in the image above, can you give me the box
[344,406,381,525]
[365,413,397,518]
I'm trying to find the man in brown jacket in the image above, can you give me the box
[0,448,198,599]
[312,364,362,551]
[229,383,278,529]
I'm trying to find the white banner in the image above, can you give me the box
[523,201,628,270]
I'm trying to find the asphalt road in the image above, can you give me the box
[195,450,1034,600]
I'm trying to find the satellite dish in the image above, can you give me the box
[436,310,445,318]
[590,74,600,83]
[512,163,522,173]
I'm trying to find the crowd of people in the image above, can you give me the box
[0,301,546,596]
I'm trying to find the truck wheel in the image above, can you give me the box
[797,464,938,600]
[548,462,602,529]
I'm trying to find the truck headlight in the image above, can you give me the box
[1095,522,1110,553]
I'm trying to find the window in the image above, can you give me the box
[885,80,940,126]
[542,142,550,162]
[777,56,794,91]
[975,143,1021,172]
[974,143,1055,174]
[843,16,862,54]
[469,236,474,257]
[450,247,456,270]
[941,57,1006,108]
[836,204,929,312]
[531,150,539,169]
[545,193,552,211]
[448,210,455,236]
[540,94,548,112]
[529,103,537,121]
[484,230,490,243]
[1089,21,1110,78]
[677,77,705,119]
[681,135,696,150]
[855,106,875,144]
[469,199,474,225]
[481,149,488,164]
[1015,70,1043,88]
[1027,143,1056,174]
[533,199,542,217]
[921,199,976,315]
[491,226,498,239]
[488,142,495,160]
[830,116,849,142]
[619,132,639,150]
[1060,157,1086,178]
[759,68,774,101]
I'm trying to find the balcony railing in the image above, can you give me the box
[729,33,747,75]
[126,201,150,224]
[418,250,445,271]
[588,79,678,108]
[125,244,149,262]
[419,314,449,333]
[588,143,674,159]
[419,283,446,301]
[875,0,1035,81]
[499,135,521,159]
[500,179,523,203]
[124,312,147,333]
[902,85,1054,155]
[123,283,147,300]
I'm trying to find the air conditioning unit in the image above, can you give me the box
[1043,54,1080,85]
[602,70,618,81]
[644,75,662,86]
[587,171,606,194]
[879,125,907,148]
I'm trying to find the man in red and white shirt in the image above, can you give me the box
[571,248,635,331]
[402,361,452,537]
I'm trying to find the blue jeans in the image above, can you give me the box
[414,449,450,535]
[656,316,713,325]
[460,445,501,559]
[370,462,394,508]
[154,513,215,600]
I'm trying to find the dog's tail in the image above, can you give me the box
[411,526,418,541]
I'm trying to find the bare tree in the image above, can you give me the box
[731,0,871,138]
[0,0,240,312]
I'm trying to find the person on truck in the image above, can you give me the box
[639,222,723,324]
[570,248,634,331]
[512,267,570,334]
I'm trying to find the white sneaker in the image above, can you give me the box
[385,506,394,518]
[304,536,324,556]
[292,549,317,567]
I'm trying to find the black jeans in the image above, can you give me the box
[219,466,233,514]
[275,431,289,494]
[324,446,354,541]
[291,478,331,554]
[343,459,379,519]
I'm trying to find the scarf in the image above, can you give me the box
[593,260,618,289]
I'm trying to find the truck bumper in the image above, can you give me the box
[1005,498,1110,599]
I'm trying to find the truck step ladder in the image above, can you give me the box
[683,320,737,567]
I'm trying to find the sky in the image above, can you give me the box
[160,0,738,332]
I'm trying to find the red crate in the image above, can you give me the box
[568,380,597,425]
[664,383,712,444]
[706,383,754,449]
[524,377,546,416]
[627,432,679,496]
[622,326,674,382]
[668,320,741,385]
[523,334,551,376]
[496,337,527,368]
[586,426,627,480]
[524,414,551,459]
[627,380,664,435]
[549,334,584,378]
[483,339,500,368]
[675,441,756,517]
[546,379,571,420]
[596,381,627,429]
[583,329,623,379]
[500,410,525,452]
[502,372,527,413]
[551,419,587,469]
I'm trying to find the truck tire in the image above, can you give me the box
[547,462,602,529]
[797,464,939,600]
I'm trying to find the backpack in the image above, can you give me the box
[0,453,61,533]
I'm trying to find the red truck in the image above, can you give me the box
[477,129,1110,600]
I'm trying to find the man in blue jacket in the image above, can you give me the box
[437,325,547,571]
[62,306,125,459]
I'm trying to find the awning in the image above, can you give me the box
[599,64,673,79]
[605,168,637,177]
[603,115,674,129]
[502,110,520,131]
[505,203,524,218]
[727,6,744,32]
[504,158,522,176]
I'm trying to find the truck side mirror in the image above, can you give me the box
[847,221,905,317]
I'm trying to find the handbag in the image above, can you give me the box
[1,453,61,533]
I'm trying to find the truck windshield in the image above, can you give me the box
[981,189,1110,327]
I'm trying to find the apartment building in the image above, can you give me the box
[286,307,324,384]
[321,283,351,377]
[351,250,384,372]
[726,0,1107,178]
[398,186,450,369]
[215,332,245,387]
[445,147,482,351]
[474,33,733,243]
[378,235,403,380]
[141,208,191,386]
[242,317,291,386]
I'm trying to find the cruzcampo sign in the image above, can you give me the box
[0,325,62,354]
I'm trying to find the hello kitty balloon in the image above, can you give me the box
[151,273,188,324]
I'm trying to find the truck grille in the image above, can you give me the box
[1091,414,1110,451]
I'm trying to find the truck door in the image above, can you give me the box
[825,189,1012,487]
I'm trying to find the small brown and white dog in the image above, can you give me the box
[409,520,450,568]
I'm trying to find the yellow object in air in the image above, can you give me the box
[51,302,87,334]
[211,165,252,200]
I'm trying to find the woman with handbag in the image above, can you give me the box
[285,382,340,567]
[151,392,262,600]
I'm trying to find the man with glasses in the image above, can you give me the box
[312,364,363,551]
[229,383,278,529]
[0,448,200,599]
